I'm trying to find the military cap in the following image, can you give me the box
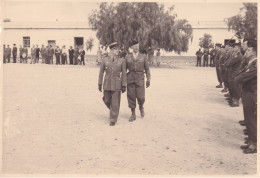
[215,43,222,47]
[130,39,139,47]
[109,42,118,50]
[247,39,257,48]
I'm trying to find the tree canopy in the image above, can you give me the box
[199,33,213,49]
[88,2,193,53]
[225,3,257,40]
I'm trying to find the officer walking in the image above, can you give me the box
[125,40,151,122]
[12,44,17,63]
[98,42,127,126]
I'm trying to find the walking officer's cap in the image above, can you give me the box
[109,42,118,50]
[215,43,221,47]
[130,39,139,47]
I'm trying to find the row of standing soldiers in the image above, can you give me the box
[214,39,257,154]
[3,44,86,65]
[196,48,216,67]
[98,40,151,126]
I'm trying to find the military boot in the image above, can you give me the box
[221,87,228,93]
[216,84,223,88]
[129,108,136,122]
[139,106,145,118]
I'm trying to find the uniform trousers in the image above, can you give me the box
[13,54,17,63]
[242,91,257,143]
[215,62,222,84]
[103,90,121,122]
[203,55,209,67]
[127,81,145,109]
[56,54,61,64]
[196,57,201,66]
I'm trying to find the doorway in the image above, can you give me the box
[48,40,56,48]
[74,37,84,48]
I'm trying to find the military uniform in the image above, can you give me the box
[203,48,209,67]
[125,52,151,110]
[98,55,127,123]
[6,47,11,63]
[195,50,203,67]
[12,45,17,63]
[215,46,222,87]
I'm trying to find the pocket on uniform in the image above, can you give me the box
[115,79,122,90]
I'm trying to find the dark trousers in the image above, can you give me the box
[215,64,222,84]
[3,55,6,63]
[203,55,208,67]
[13,54,17,63]
[81,55,85,65]
[36,54,39,63]
[56,54,61,64]
[210,56,215,67]
[220,65,228,88]
[69,56,73,65]
[127,82,145,109]
[74,55,79,65]
[61,55,67,65]
[7,54,11,63]
[196,57,201,66]
[103,90,121,123]
[242,91,257,143]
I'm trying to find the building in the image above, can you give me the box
[2,20,237,56]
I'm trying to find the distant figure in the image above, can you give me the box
[21,46,28,63]
[195,48,203,67]
[35,45,40,63]
[61,45,68,65]
[40,45,46,64]
[3,44,6,63]
[12,44,17,63]
[97,46,102,64]
[19,45,23,63]
[209,47,216,67]
[155,48,161,67]
[147,47,154,65]
[55,46,61,65]
[79,46,85,65]
[74,45,79,65]
[6,45,11,63]
[69,46,74,65]
[203,48,209,67]
[30,45,36,64]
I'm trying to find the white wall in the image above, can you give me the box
[3,29,99,55]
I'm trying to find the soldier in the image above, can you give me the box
[61,45,68,65]
[125,40,151,122]
[55,46,61,65]
[195,48,203,67]
[155,48,161,67]
[79,46,85,65]
[19,45,23,63]
[209,47,216,67]
[40,45,46,64]
[214,44,223,88]
[98,42,127,126]
[6,45,11,63]
[74,45,79,65]
[31,45,36,64]
[3,44,6,63]
[49,45,55,64]
[225,43,243,107]
[203,48,209,67]
[12,44,17,63]
[235,39,257,154]
[35,45,40,63]
[21,46,28,63]
[69,46,74,65]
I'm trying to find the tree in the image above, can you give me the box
[225,3,257,40]
[88,2,193,53]
[199,33,213,49]
[86,37,94,51]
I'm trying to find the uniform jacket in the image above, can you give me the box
[235,58,257,93]
[47,48,54,57]
[69,49,74,57]
[225,51,243,75]
[12,47,17,55]
[98,55,127,91]
[196,50,203,58]
[36,48,40,55]
[125,52,151,84]
[6,48,11,55]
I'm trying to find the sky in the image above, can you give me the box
[2,0,245,23]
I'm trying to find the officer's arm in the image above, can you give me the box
[235,62,257,84]
[144,55,151,81]
[121,58,127,87]
[98,60,105,87]
[229,54,242,66]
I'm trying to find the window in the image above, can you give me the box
[23,37,30,48]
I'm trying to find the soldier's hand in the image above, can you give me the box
[146,80,150,88]
[121,86,126,93]
[98,85,102,92]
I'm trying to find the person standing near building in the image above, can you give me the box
[40,45,46,64]
[12,44,17,63]
[49,45,55,64]
[210,47,216,67]
[98,42,127,126]
[203,48,209,67]
[196,48,203,67]
[125,40,151,122]
[155,48,161,67]
[61,45,68,65]
[19,45,23,63]
[74,45,79,65]
[6,45,11,63]
[30,45,36,64]
[22,46,28,63]
[69,46,74,65]
[235,40,257,154]
[35,45,40,63]
[214,44,223,88]
[79,46,85,65]
[55,46,61,65]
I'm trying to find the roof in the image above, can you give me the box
[3,21,91,29]
[189,21,228,29]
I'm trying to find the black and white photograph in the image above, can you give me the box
[0,0,258,176]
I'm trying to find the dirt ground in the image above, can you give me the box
[1,62,257,175]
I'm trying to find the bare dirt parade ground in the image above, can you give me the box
[1,60,257,175]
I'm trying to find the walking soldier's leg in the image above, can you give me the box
[110,91,121,123]
[127,83,137,109]
[103,90,111,109]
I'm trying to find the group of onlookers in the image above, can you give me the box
[214,38,257,154]
[196,47,216,67]
[3,44,86,65]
